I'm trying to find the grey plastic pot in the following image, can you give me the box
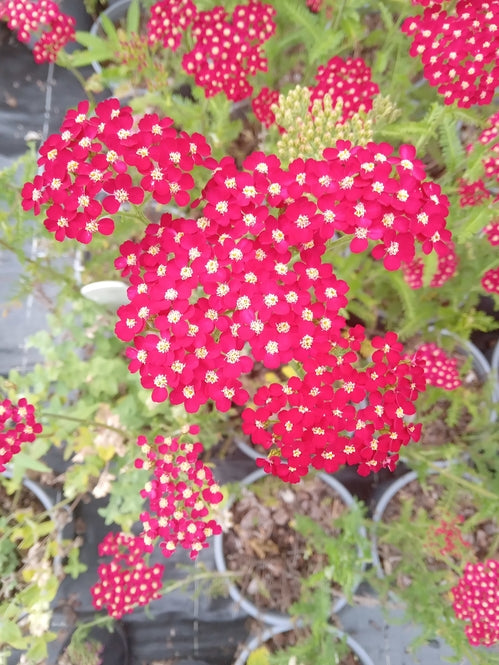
[370,470,421,580]
[233,624,376,665]
[213,468,366,627]
[1,468,54,513]
[370,463,481,579]
[491,339,499,401]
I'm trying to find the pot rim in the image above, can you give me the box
[233,623,376,665]
[213,467,366,627]
[370,462,481,579]
[1,468,54,513]
[89,0,142,78]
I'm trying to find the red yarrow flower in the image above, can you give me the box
[451,559,499,647]
[0,0,76,63]
[90,532,164,619]
[135,427,223,560]
[481,266,499,295]
[310,56,379,121]
[147,0,197,51]
[252,87,281,129]
[0,397,43,472]
[181,2,276,101]
[402,1,499,107]
[410,343,462,390]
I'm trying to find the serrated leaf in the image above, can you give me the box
[74,30,108,49]
[457,207,491,242]
[99,12,120,44]
[69,46,116,67]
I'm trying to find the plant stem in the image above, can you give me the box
[404,450,498,501]
[160,569,239,596]
[331,0,347,32]
[41,411,130,437]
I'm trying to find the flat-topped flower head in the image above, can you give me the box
[481,267,499,295]
[90,532,164,619]
[402,0,499,107]
[135,427,223,559]
[412,342,462,390]
[451,559,499,647]
[147,0,197,51]
[181,1,276,101]
[310,56,379,121]
[0,0,75,63]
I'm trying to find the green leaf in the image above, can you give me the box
[99,12,120,44]
[74,30,108,49]
[0,617,26,648]
[64,547,88,579]
[438,113,465,176]
[26,635,55,663]
[69,46,116,67]
[422,250,439,288]
[126,0,141,34]
[247,646,271,665]
[457,206,491,242]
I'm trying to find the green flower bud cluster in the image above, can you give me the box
[271,86,400,164]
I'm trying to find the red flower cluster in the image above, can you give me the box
[181,2,276,101]
[147,0,197,51]
[306,0,323,11]
[460,112,499,207]
[252,87,280,129]
[402,0,499,107]
[412,343,462,390]
[481,212,499,295]
[135,427,223,560]
[402,240,458,288]
[0,0,75,63]
[451,559,499,647]
[482,267,499,295]
[111,138,450,414]
[25,100,453,477]
[478,111,499,184]
[21,98,215,244]
[242,330,425,481]
[484,222,499,246]
[310,56,380,120]
[458,179,493,208]
[0,397,42,471]
[90,531,164,619]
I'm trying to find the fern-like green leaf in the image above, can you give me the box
[438,113,465,176]
[456,206,491,243]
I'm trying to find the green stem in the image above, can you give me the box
[331,0,347,32]
[117,209,149,228]
[41,411,131,438]
[0,238,77,289]
[160,569,239,596]
[405,449,498,501]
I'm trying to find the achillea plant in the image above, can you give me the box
[1,0,499,661]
